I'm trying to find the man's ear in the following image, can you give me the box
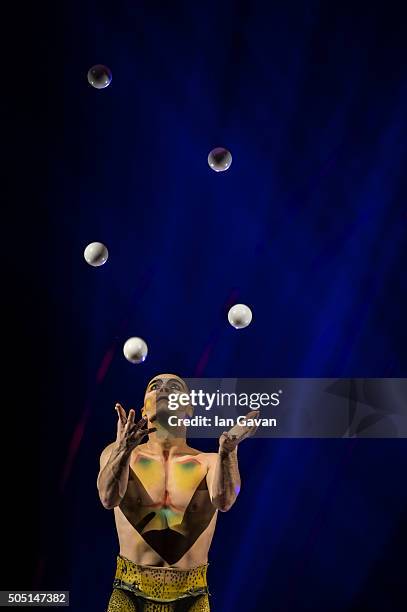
[186,403,194,418]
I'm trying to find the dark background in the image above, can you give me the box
[3,1,407,610]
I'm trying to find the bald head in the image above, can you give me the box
[145,374,188,394]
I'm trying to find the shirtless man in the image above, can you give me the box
[97,374,258,611]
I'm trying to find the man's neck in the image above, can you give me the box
[144,430,188,457]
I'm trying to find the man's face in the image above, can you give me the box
[143,374,192,424]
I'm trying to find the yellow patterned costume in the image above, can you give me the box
[106,555,211,611]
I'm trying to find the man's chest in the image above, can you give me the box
[117,453,216,564]
[129,454,208,505]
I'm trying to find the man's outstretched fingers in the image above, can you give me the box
[116,403,127,425]
[136,416,148,429]
[245,410,260,419]
[124,410,136,432]
[128,409,135,423]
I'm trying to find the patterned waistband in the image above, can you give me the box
[113,555,209,603]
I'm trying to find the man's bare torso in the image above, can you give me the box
[114,443,218,569]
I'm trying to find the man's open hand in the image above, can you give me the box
[219,410,260,454]
[115,403,157,452]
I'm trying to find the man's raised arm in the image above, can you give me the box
[206,444,241,512]
[206,410,259,512]
[97,403,156,509]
